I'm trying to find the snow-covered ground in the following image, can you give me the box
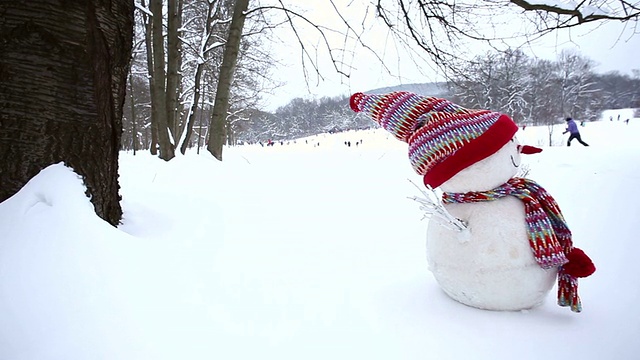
[1,111,639,359]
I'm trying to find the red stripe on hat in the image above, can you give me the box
[423,114,518,188]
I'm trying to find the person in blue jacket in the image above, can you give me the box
[563,117,589,146]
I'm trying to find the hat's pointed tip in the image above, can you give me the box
[350,92,365,112]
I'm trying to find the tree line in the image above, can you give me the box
[125,47,636,147]
[448,49,640,126]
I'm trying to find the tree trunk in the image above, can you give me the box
[180,0,218,154]
[141,0,158,155]
[149,0,175,160]
[207,0,249,161]
[166,0,182,138]
[0,0,133,226]
[196,95,207,154]
[128,67,138,155]
[180,63,205,154]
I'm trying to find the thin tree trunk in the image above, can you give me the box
[166,0,182,138]
[196,96,206,154]
[180,63,205,154]
[141,0,158,155]
[128,67,138,155]
[196,84,209,155]
[207,0,249,161]
[0,0,133,226]
[149,0,175,160]
[179,0,217,154]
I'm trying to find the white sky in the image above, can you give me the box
[258,1,640,111]
[1,109,639,358]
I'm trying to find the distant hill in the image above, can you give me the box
[365,82,450,98]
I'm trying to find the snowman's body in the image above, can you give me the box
[426,139,557,311]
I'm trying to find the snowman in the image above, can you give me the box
[350,91,595,313]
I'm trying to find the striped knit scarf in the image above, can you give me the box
[442,177,583,312]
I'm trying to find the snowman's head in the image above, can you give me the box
[439,137,541,193]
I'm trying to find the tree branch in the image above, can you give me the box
[510,0,640,25]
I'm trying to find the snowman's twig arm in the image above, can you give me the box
[408,180,468,232]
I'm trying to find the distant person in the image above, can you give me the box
[625,118,630,125]
[563,117,589,147]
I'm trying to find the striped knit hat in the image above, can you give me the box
[350,91,518,188]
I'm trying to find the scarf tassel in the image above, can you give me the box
[558,271,582,312]
[558,247,596,313]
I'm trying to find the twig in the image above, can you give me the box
[407,179,467,232]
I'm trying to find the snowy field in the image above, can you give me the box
[1,111,639,359]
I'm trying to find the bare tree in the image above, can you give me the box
[447,48,603,146]
[0,0,133,226]
[553,50,597,118]
[207,0,250,160]
[128,63,139,155]
[595,71,640,110]
[122,9,152,153]
[148,0,176,160]
[166,0,183,138]
[179,0,227,154]
[449,49,532,120]
[525,58,558,126]
[138,0,160,155]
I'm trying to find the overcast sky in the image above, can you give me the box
[258,1,639,111]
